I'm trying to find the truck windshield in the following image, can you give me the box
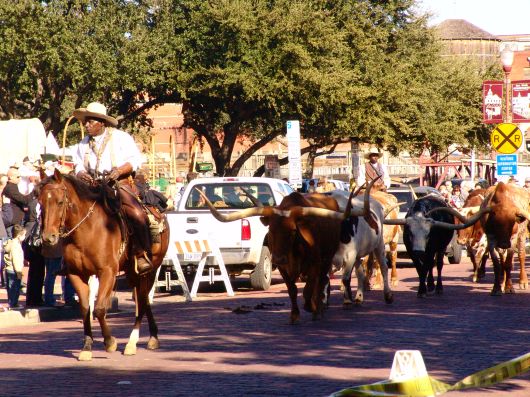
[186,183,276,209]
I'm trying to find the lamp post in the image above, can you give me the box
[500,44,515,123]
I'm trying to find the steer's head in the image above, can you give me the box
[260,205,312,267]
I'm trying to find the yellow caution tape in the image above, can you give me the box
[331,352,530,397]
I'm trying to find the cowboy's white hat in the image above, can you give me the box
[73,102,118,127]
[364,147,382,159]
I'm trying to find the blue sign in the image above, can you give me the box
[496,154,518,176]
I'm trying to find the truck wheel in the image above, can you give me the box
[448,243,463,264]
[250,247,272,290]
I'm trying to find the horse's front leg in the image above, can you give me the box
[125,273,159,355]
[68,274,93,361]
[93,268,118,353]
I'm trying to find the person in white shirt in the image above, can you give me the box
[357,147,391,191]
[72,102,153,275]
[18,157,39,195]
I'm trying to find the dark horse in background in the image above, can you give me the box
[38,169,169,361]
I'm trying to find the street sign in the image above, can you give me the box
[496,154,517,176]
[490,123,522,154]
[286,120,302,188]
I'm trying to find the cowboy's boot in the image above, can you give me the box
[136,252,153,276]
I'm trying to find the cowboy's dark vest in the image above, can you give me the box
[365,162,386,191]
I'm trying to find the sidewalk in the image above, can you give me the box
[0,269,124,327]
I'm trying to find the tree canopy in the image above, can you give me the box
[0,0,499,175]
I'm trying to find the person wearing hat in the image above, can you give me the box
[71,102,153,275]
[357,147,391,192]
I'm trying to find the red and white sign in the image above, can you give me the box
[483,80,503,124]
[511,80,530,123]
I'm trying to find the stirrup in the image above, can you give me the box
[135,254,153,276]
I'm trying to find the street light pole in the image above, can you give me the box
[500,44,515,123]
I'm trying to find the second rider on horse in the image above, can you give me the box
[71,102,154,276]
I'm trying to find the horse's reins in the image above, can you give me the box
[44,184,97,238]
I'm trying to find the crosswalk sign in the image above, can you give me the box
[491,123,522,154]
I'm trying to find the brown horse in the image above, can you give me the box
[38,169,169,361]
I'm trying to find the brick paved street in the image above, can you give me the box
[1,257,530,396]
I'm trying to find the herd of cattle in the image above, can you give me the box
[198,178,530,323]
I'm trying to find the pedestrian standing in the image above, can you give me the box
[3,224,26,309]
[41,238,64,307]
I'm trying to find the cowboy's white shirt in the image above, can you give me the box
[73,128,143,175]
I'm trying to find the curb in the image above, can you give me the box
[0,297,120,328]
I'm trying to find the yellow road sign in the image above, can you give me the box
[491,123,522,154]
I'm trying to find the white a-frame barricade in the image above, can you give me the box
[185,238,234,298]
[150,236,234,302]
[150,242,192,303]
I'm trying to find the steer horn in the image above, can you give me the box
[344,182,366,219]
[425,206,491,230]
[240,187,263,207]
[425,206,480,223]
[195,188,283,222]
[383,218,406,226]
[409,184,418,201]
[384,202,405,218]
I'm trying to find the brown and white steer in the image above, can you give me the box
[363,190,400,289]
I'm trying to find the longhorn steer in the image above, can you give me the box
[334,194,394,306]
[325,190,400,289]
[385,194,484,297]
[478,182,530,295]
[197,189,351,323]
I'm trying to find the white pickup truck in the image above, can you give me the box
[165,176,295,290]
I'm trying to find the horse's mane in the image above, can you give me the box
[40,173,121,216]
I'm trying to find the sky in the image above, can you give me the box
[418,0,530,36]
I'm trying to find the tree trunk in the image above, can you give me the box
[303,146,317,179]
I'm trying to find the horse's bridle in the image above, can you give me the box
[43,184,97,238]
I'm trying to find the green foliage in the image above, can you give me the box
[0,0,500,174]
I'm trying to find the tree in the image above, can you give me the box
[0,0,172,144]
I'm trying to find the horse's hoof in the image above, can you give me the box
[520,282,528,290]
[490,289,503,296]
[372,283,382,290]
[147,337,160,350]
[417,292,427,298]
[391,279,399,288]
[105,336,117,353]
[123,343,137,356]
[435,288,443,295]
[505,287,515,294]
[472,276,478,283]
[384,292,394,304]
[78,351,93,361]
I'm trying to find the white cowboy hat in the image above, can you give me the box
[73,102,118,127]
[364,147,382,159]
